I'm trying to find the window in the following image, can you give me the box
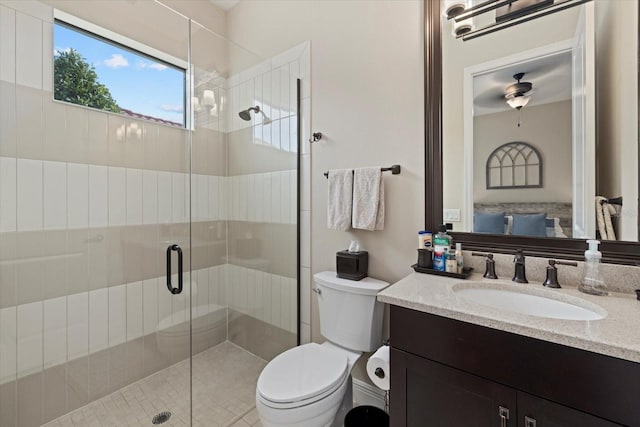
[53,11,186,127]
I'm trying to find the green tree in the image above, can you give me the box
[54,48,120,113]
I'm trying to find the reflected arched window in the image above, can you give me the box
[486,141,542,189]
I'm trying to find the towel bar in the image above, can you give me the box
[323,165,401,178]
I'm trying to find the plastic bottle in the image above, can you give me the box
[433,225,453,271]
[455,242,464,274]
[446,252,457,273]
[578,239,608,296]
[418,231,432,249]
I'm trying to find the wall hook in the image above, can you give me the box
[309,132,323,143]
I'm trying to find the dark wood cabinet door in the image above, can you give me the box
[391,348,517,427]
[517,392,622,427]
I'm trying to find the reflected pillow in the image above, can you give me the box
[512,213,547,237]
[474,211,506,234]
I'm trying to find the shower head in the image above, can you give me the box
[238,105,271,124]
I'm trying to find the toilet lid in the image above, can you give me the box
[257,343,349,404]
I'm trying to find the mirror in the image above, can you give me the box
[425,0,640,263]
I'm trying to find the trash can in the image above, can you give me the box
[344,405,389,427]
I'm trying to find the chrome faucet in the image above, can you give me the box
[512,249,528,283]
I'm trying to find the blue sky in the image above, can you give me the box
[54,23,185,125]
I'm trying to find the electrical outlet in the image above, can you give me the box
[443,209,460,222]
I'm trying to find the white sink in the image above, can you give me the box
[453,283,607,320]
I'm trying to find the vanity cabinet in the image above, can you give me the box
[389,306,639,426]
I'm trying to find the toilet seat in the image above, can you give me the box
[257,343,349,409]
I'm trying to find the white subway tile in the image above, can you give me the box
[171,172,186,223]
[300,322,311,345]
[281,116,291,152]
[67,163,89,228]
[0,306,17,383]
[108,167,126,226]
[43,161,67,229]
[197,174,208,221]
[262,273,272,326]
[301,155,311,211]
[280,170,290,224]
[0,5,16,83]
[247,174,256,222]
[270,275,281,329]
[301,97,311,155]
[289,278,297,333]
[157,278,172,331]
[280,276,291,332]
[89,288,108,352]
[301,211,311,268]
[262,173,272,223]
[17,301,43,376]
[88,165,108,227]
[44,296,67,368]
[271,119,281,150]
[142,278,158,335]
[196,268,209,317]
[301,266,311,324]
[280,67,291,117]
[247,269,256,318]
[171,273,187,325]
[17,158,42,231]
[15,11,42,89]
[271,172,281,223]
[262,71,272,119]
[289,61,300,109]
[126,282,143,341]
[157,171,172,223]
[290,169,297,223]
[67,292,89,359]
[108,285,126,346]
[142,170,158,225]
[42,21,52,92]
[208,176,218,221]
[254,271,264,321]
[126,168,143,225]
[0,156,17,231]
[254,174,264,223]
[239,175,248,221]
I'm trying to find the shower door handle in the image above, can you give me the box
[166,244,183,295]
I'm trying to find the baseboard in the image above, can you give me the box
[352,377,387,411]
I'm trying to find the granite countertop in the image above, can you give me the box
[377,272,640,363]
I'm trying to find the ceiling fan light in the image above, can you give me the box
[506,95,531,110]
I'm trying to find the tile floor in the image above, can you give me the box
[42,342,265,427]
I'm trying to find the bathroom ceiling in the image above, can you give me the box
[209,0,241,11]
[473,50,572,116]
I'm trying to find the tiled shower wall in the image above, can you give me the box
[0,1,307,425]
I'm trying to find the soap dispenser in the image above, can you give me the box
[579,239,608,296]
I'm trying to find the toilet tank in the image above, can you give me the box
[313,271,390,352]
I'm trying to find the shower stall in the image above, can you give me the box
[0,1,300,425]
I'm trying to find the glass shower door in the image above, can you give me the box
[0,1,193,425]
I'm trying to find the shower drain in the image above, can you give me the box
[152,411,172,425]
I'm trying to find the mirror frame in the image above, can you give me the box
[424,0,640,265]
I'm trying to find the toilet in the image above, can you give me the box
[256,271,390,427]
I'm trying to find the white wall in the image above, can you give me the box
[226,1,425,344]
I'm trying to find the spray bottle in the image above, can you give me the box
[578,239,608,296]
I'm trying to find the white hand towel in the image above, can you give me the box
[352,167,385,231]
[327,169,353,231]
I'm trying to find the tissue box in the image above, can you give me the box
[336,250,368,281]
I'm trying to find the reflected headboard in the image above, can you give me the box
[474,202,573,238]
